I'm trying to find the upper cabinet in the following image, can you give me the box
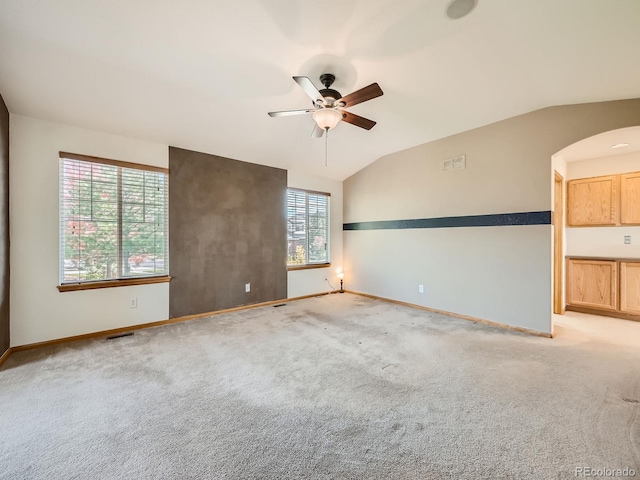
[621,172,640,225]
[567,175,619,226]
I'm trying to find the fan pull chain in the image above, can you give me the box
[325,127,329,167]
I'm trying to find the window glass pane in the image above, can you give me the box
[77,180,92,200]
[123,203,144,223]
[145,205,163,223]
[91,201,118,222]
[77,221,119,281]
[60,157,169,284]
[61,161,118,282]
[286,189,329,266]
[120,168,168,278]
[91,163,118,183]
[62,218,81,282]
[91,181,117,203]
[308,194,329,263]
[287,190,307,265]
[122,168,144,204]
[122,222,162,277]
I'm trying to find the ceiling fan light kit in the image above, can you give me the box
[312,109,342,130]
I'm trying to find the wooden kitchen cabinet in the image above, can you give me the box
[620,261,640,314]
[566,257,640,321]
[566,258,617,311]
[567,175,619,226]
[620,172,640,224]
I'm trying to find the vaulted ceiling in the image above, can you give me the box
[1,0,639,180]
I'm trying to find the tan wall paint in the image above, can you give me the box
[344,98,640,334]
[566,151,640,179]
[10,115,169,346]
[287,171,343,298]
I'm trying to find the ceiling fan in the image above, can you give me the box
[268,74,383,138]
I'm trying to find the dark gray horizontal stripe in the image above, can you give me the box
[343,211,551,231]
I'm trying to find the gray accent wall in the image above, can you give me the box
[344,98,640,334]
[0,95,8,354]
[169,147,287,318]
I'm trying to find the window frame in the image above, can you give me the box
[57,152,170,292]
[286,188,331,271]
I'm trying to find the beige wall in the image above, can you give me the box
[287,171,343,298]
[10,115,169,346]
[566,151,640,179]
[344,99,640,334]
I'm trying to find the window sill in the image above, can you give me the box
[287,263,331,271]
[58,275,171,292]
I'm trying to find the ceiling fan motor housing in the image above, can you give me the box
[318,73,341,104]
[319,88,342,103]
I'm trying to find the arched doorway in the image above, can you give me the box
[552,126,640,331]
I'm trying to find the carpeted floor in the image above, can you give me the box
[1,293,639,479]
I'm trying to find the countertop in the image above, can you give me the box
[566,256,640,262]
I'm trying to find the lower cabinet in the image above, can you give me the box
[566,258,617,311]
[620,261,640,314]
[566,257,640,319]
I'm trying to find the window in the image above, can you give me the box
[287,188,330,268]
[59,152,169,290]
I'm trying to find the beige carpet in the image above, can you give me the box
[1,293,639,479]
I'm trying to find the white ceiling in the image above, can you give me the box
[1,0,639,180]
[557,127,640,163]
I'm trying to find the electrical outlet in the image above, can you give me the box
[418,284,424,294]
[130,297,137,308]
[625,235,631,245]
[245,283,251,293]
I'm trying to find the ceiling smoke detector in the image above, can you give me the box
[446,0,478,19]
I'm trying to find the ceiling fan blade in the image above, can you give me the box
[338,83,383,108]
[311,123,325,138]
[341,111,377,130]
[268,109,314,117]
[293,76,325,105]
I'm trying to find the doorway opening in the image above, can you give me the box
[551,126,640,333]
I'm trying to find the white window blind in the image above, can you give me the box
[287,189,330,266]
[59,154,169,284]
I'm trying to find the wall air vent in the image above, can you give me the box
[443,155,466,172]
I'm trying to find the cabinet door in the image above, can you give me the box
[567,175,619,226]
[566,258,617,311]
[621,172,640,225]
[620,262,640,314]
